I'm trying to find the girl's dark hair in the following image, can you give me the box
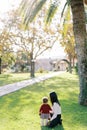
[49,91,60,106]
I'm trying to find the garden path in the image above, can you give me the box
[0,71,63,97]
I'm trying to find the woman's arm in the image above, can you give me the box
[50,103,61,121]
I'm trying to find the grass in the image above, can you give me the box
[0,72,87,130]
[0,72,48,86]
[0,73,30,86]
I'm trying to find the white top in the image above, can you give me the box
[51,102,61,121]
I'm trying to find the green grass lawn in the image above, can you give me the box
[0,72,87,130]
[0,72,48,86]
[0,73,30,86]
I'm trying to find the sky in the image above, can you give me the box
[0,0,22,15]
[38,42,66,59]
[0,0,66,59]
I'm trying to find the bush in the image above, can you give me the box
[36,68,48,73]
[37,68,44,73]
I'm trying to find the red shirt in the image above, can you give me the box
[39,104,51,114]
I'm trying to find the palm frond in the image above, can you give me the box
[20,0,37,18]
[67,0,71,5]
[61,0,71,18]
[61,2,68,18]
[21,0,47,26]
[62,6,71,37]
[46,0,60,24]
[28,0,47,22]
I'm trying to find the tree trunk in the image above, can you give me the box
[68,54,72,73]
[72,57,75,67]
[70,0,87,105]
[30,60,35,77]
[0,57,1,74]
[30,52,35,78]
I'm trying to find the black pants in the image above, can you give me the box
[48,114,62,128]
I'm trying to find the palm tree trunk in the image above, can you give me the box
[70,0,87,105]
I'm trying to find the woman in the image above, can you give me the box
[47,91,62,128]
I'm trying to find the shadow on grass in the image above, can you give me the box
[41,125,64,130]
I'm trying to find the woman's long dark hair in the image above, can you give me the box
[49,92,61,106]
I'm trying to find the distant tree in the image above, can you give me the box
[60,24,76,73]
[4,10,57,77]
[0,28,15,74]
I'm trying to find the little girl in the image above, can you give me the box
[39,97,52,126]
